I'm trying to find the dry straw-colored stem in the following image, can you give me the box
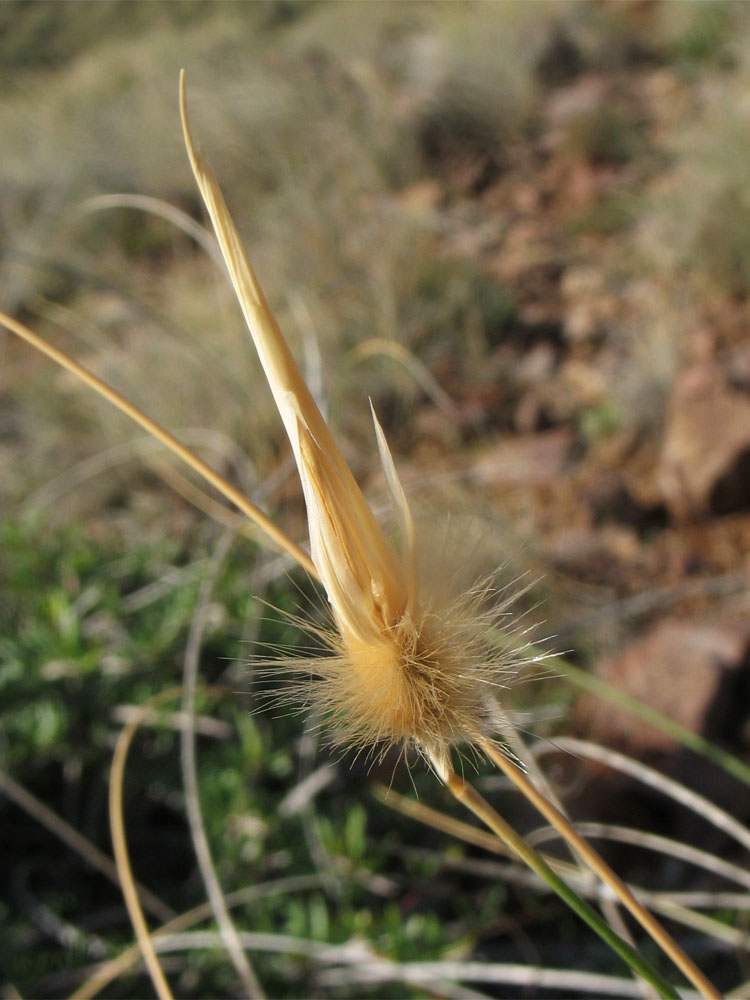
[108,683,261,1000]
[537,736,750,853]
[480,739,722,1000]
[109,688,183,1000]
[438,764,681,1000]
[180,530,265,999]
[0,309,317,579]
[373,783,510,857]
[527,821,750,892]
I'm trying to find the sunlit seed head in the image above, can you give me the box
[180,73,527,772]
[270,558,530,772]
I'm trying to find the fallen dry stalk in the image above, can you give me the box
[109,687,183,1000]
[0,310,316,578]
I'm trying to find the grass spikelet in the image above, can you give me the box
[267,569,529,765]
[179,72,523,773]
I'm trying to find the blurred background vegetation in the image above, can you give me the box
[2,1,750,997]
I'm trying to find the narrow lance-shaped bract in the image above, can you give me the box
[179,74,409,648]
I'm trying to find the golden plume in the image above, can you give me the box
[179,72,517,772]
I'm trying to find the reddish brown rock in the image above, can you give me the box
[577,618,750,755]
[659,363,750,518]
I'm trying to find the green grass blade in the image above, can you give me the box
[551,653,750,786]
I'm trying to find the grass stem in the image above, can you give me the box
[109,687,185,1000]
[480,739,721,1000]
[0,310,317,579]
[180,530,266,998]
[440,765,681,1000]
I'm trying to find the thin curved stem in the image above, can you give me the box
[78,193,223,265]
[527,821,750,892]
[180,530,265,998]
[0,309,317,579]
[481,740,721,1000]
[437,763,681,1000]
[110,688,183,1000]
[534,736,750,854]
